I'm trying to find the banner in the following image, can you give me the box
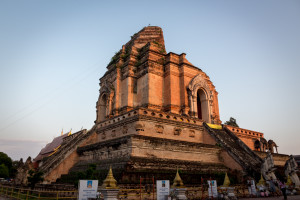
[250,180,257,195]
[78,180,98,200]
[207,180,218,198]
[156,180,170,200]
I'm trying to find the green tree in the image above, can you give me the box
[73,164,97,188]
[86,164,97,179]
[0,152,13,177]
[0,152,12,169]
[27,170,44,189]
[224,117,239,127]
[0,164,9,178]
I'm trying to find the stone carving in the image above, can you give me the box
[284,155,300,188]
[89,147,130,160]
[268,140,278,153]
[14,157,34,185]
[174,128,182,136]
[188,74,211,97]
[189,130,195,138]
[261,152,277,181]
[254,139,261,151]
[253,138,278,153]
[135,122,144,132]
[99,84,110,95]
[260,138,268,151]
[111,130,116,137]
[187,73,215,122]
[101,132,106,139]
[254,138,270,153]
[96,81,116,122]
[155,124,164,134]
[108,91,115,116]
[122,125,128,134]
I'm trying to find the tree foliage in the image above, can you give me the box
[0,164,9,178]
[58,164,99,187]
[0,152,13,178]
[86,164,97,179]
[224,117,239,127]
[0,152,12,169]
[28,170,44,189]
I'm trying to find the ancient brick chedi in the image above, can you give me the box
[96,26,221,124]
[36,26,287,184]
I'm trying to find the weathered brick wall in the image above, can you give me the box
[94,108,217,145]
[96,26,221,124]
[225,125,263,150]
[255,151,289,167]
[219,150,243,171]
[131,136,222,164]
[44,150,79,183]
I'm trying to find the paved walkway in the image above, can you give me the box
[240,195,300,200]
[2,194,300,200]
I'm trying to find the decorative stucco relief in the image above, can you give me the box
[189,130,195,138]
[155,124,164,134]
[122,125,128,134]
[187,73,217,123]
[174,128,182,136]
[135,122,144,133]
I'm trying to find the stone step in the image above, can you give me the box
[204,123,262,175]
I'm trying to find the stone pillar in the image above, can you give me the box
[100,189,119,200]
[172,169,187,200]
[181,106,190,116]
[201,98,210,123]
[174,188,187,200]
[114,68,121,115]
[193,96,197,117]
[105,98,109,117]
[108,92,113,116]
[189,95,197,118]
[188,93,192,116]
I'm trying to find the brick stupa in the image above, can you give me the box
[35,26,288,184]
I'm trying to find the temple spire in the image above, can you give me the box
[222,172,230,187]
[172,168,184,188]
[102,166,118,189]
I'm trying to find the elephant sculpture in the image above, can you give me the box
[254,139,261,151]
[254,138,278,153]
[284,155,300,188]
[260,138,269,152]
[268,140,278,154]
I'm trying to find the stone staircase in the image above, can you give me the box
[204,123,262,177]
[39,129,92,177]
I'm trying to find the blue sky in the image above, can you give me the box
[0,0,299,160]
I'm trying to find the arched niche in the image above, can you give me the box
[96,82,115,123]
[188,74,213,123]
[196,88,209,122]
[97,93,108,122]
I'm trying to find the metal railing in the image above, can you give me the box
[0,185,77,200]
[0,184,250,200]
